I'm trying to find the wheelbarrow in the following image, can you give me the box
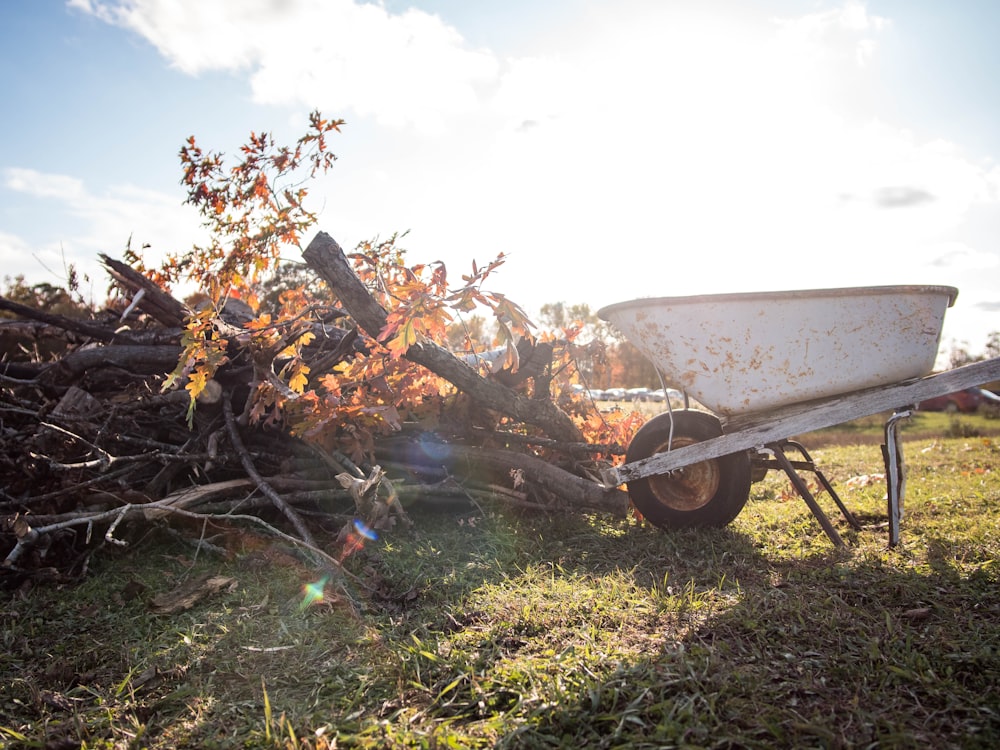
[597,285,1000,546]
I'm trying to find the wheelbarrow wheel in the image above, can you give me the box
[625,410,751,529]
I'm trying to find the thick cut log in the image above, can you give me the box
[303,231,584,443]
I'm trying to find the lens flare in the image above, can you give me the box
[354,518,377,540]
[338,518,379,561]
[416,434,452,462]
[300,575,329,610]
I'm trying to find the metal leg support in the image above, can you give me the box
[882,409,911,547]
[779,440,861,530]
[768,442,845,547]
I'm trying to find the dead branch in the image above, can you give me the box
[35,344,181,387]
[302,231,585,443]
[100,254,190,328]
[380,439,628,515]
[0,296,124,344]
[3,498,349,577]
[447,445,627,515]
[222,395,318,549]
[469,426,626,457]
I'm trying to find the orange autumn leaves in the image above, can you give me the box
[147,112,635,459]
[359,251,534,370]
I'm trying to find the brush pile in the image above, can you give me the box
[0,232,628,588]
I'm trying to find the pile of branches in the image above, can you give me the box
[0,232,628,588]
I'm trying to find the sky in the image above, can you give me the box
[1,0,999,359]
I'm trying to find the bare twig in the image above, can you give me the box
[35,421,114,469]
[222,394,319,549]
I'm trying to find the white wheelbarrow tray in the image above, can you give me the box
[598,285,958,416]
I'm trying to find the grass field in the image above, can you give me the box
[3,413,1000,748]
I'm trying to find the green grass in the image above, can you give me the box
[3,431,1000,748]
[798,409,1000,448]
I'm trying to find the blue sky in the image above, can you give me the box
[1,0,999,357]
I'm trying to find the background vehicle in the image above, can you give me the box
[917,387,1000,413]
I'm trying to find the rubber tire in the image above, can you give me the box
[625,410,752,529]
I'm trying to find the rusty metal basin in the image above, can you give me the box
[598,285,958,416]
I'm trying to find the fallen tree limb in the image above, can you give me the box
[391,441,629,516]
[145,475,354,519]
[455,446,627,515]
[0,296,124,344]
[469,425,626,457]
[0,295,178,349]
[37,344,181,386]
[302,231,585,443]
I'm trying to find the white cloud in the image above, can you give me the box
[489,55,579,130]
[774,0,889,68]
[71,0,500,132]
[4,168,86,201]
[822,125,999,266]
